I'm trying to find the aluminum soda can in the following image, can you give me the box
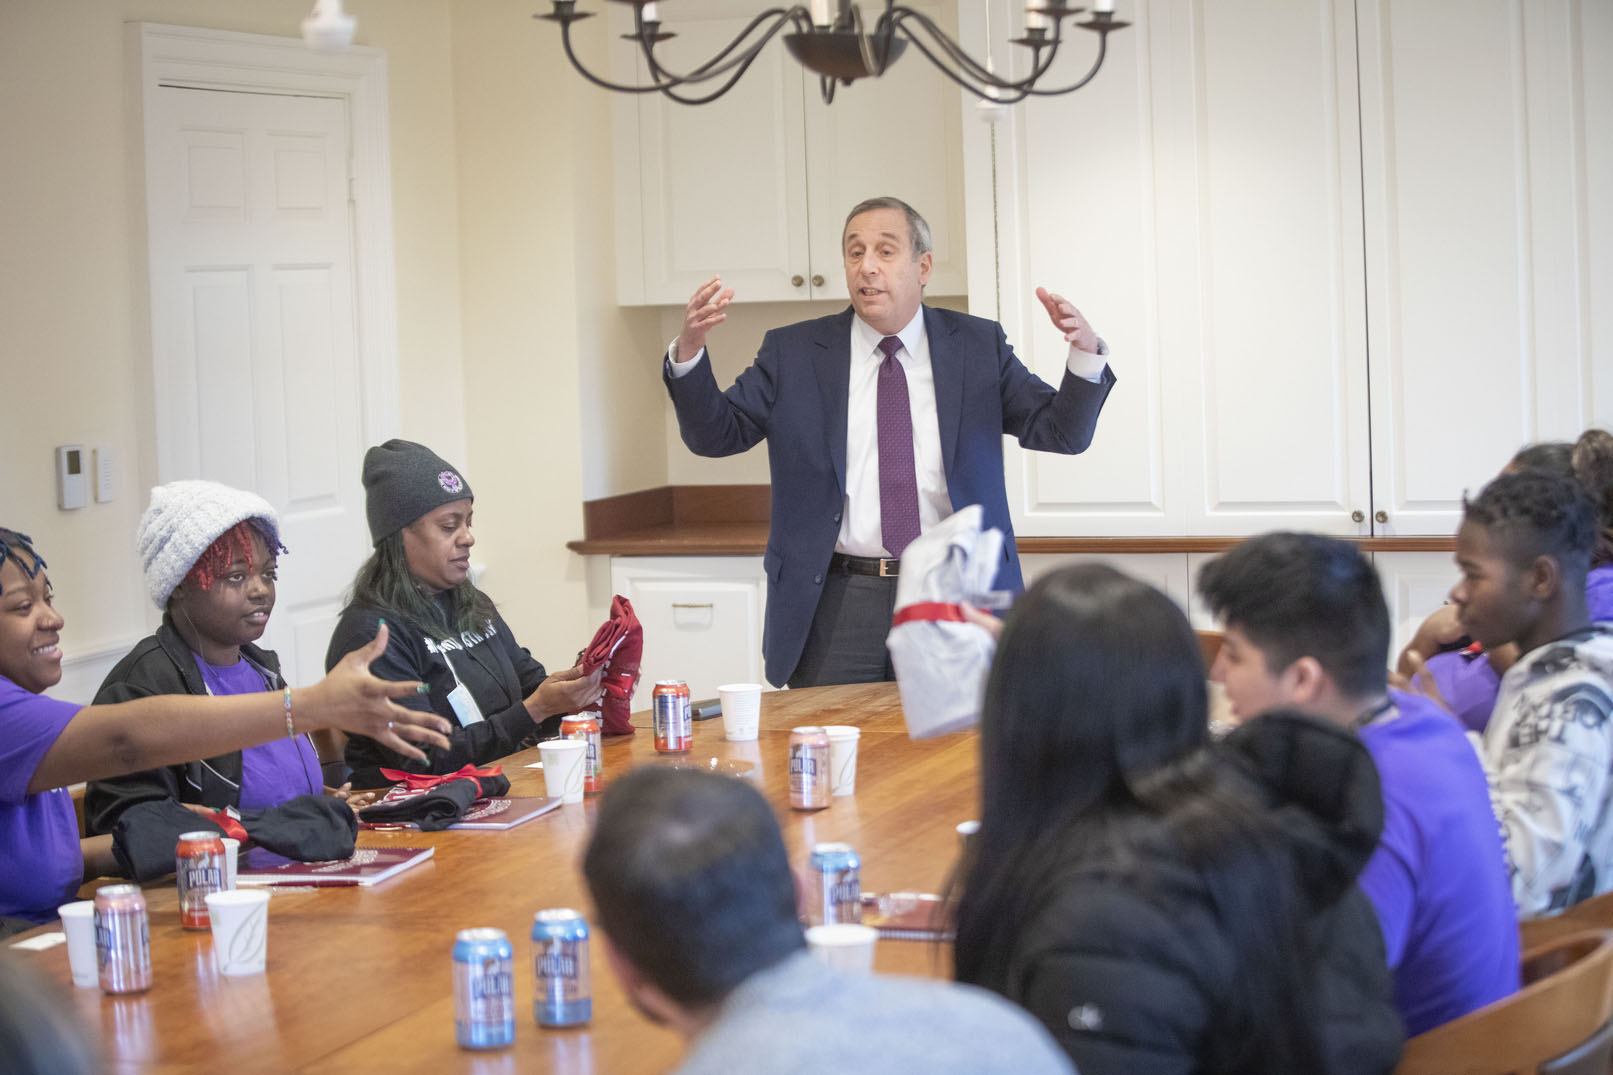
[789,726,832,810]
[808,843,862,925]
[560,712,604,793]
[176,830,227,930]
[452,928,516,1050]
[94,884,152,995]
[652,680,692,754]
[532,908,592,1027]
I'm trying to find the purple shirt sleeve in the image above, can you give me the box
[0,675,86,922]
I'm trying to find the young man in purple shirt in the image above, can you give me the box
[1198,532,1518,1037]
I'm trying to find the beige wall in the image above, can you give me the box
[0,0,471,689]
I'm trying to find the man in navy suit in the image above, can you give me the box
[664,197,1116,688]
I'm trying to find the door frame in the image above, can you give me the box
[129,21,400,478]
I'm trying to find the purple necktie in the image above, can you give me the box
[876,335,921,558]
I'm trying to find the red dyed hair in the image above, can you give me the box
[183,521,273,592]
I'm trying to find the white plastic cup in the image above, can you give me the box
[57,901,98,988]
[805,923,879,974]
[718,683,763,741]
[205,889,271,976]
[538,739,587,804]
[220,838,240,890]
[823,725,860,796]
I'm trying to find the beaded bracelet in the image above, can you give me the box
[283,687,295,738]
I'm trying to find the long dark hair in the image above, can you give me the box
[952,564,1324,1072]
[346,530,497,640]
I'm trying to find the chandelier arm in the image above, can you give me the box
[1019,30,1111,96]
[889,30,1036,103]
[639,7,800,85]
[556,21,693,94]
[888,7,1060,90]
[653,48,782,105]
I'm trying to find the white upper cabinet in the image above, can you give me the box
[975,0,1613,538]
[610,0,967,305]
[1357,0,1610,534]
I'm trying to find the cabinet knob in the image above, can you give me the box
[791,274,805,288]
[1375,510,1388,524]
[1351,510,1364,523]
[811,274,825,287]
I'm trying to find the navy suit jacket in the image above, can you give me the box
[665,304,1116,687]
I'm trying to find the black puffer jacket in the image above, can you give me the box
[325,601,561,788]
[994,713,1403,1075]
[84,618,294,835]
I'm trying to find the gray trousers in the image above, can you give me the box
[787,569,898,688]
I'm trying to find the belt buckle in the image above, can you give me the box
[878,558,899,578]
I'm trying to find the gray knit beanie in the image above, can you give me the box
[137,481,283,610]
[363,439,473,545]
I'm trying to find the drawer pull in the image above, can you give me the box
[671,602,715,610]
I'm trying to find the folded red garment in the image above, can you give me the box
[580,594,642,735]
[379,763,504,792]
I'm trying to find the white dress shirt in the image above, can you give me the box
[667,310,1109,558]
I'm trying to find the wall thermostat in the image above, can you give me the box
[56,445,87,510]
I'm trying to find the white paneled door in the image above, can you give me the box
[145,85,367,687]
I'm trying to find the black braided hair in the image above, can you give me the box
[0,528,46,596]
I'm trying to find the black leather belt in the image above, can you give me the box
[830,553,900,578]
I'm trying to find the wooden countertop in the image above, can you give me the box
[568,485,1456,556]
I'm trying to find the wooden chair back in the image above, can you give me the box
[1521,889,1613,950]
[1395,929,1613,1075]
[1196,630,1224,670]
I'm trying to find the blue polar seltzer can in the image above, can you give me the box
[452,928,516,1049]
[532,908,592,1027]
[808,842,862,925]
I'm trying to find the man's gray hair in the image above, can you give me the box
[844,196,932,258]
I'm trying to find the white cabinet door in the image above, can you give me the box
[801,0,968,298]
[1000,0,1373,538]
[612,1,967,305]
[613,5,812,304]
[1356,0,1604,536]
[610,556,768,702]
[1372,551,1458,667]
[1018,552,1193,619]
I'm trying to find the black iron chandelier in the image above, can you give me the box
[536,1,1129,105]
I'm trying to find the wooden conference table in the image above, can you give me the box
[13,683,978,1074]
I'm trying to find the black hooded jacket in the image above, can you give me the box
[84,617,299,836]
[986,712,1403,1075]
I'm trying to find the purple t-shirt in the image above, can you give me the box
[194,656,322,811]
[1358,690,1520,1036]
[1429,564,1613,732]
[0,675,85,923]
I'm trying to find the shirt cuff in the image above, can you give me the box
[1066,336,1109,382]
[665,339,706,379]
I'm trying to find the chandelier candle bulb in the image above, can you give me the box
[640,2,658,22]
[810,0,833,25]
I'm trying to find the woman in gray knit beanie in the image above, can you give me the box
[325,440,603,788]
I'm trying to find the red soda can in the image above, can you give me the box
[176,830,227,930]
[653,681,692,753]
[94,884,152,995]
[789,726,832,810]
[560,712,604,793]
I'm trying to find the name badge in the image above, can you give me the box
[446,681,486,726]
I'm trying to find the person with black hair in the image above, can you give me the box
[0,526,449,935]
[952,564,1401,1074]
[582,766,1071,1075]
[1450,470,1613,918]
[1404,428,1613,731]
[325,440,603,788]
[1197,533,1517,1036]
